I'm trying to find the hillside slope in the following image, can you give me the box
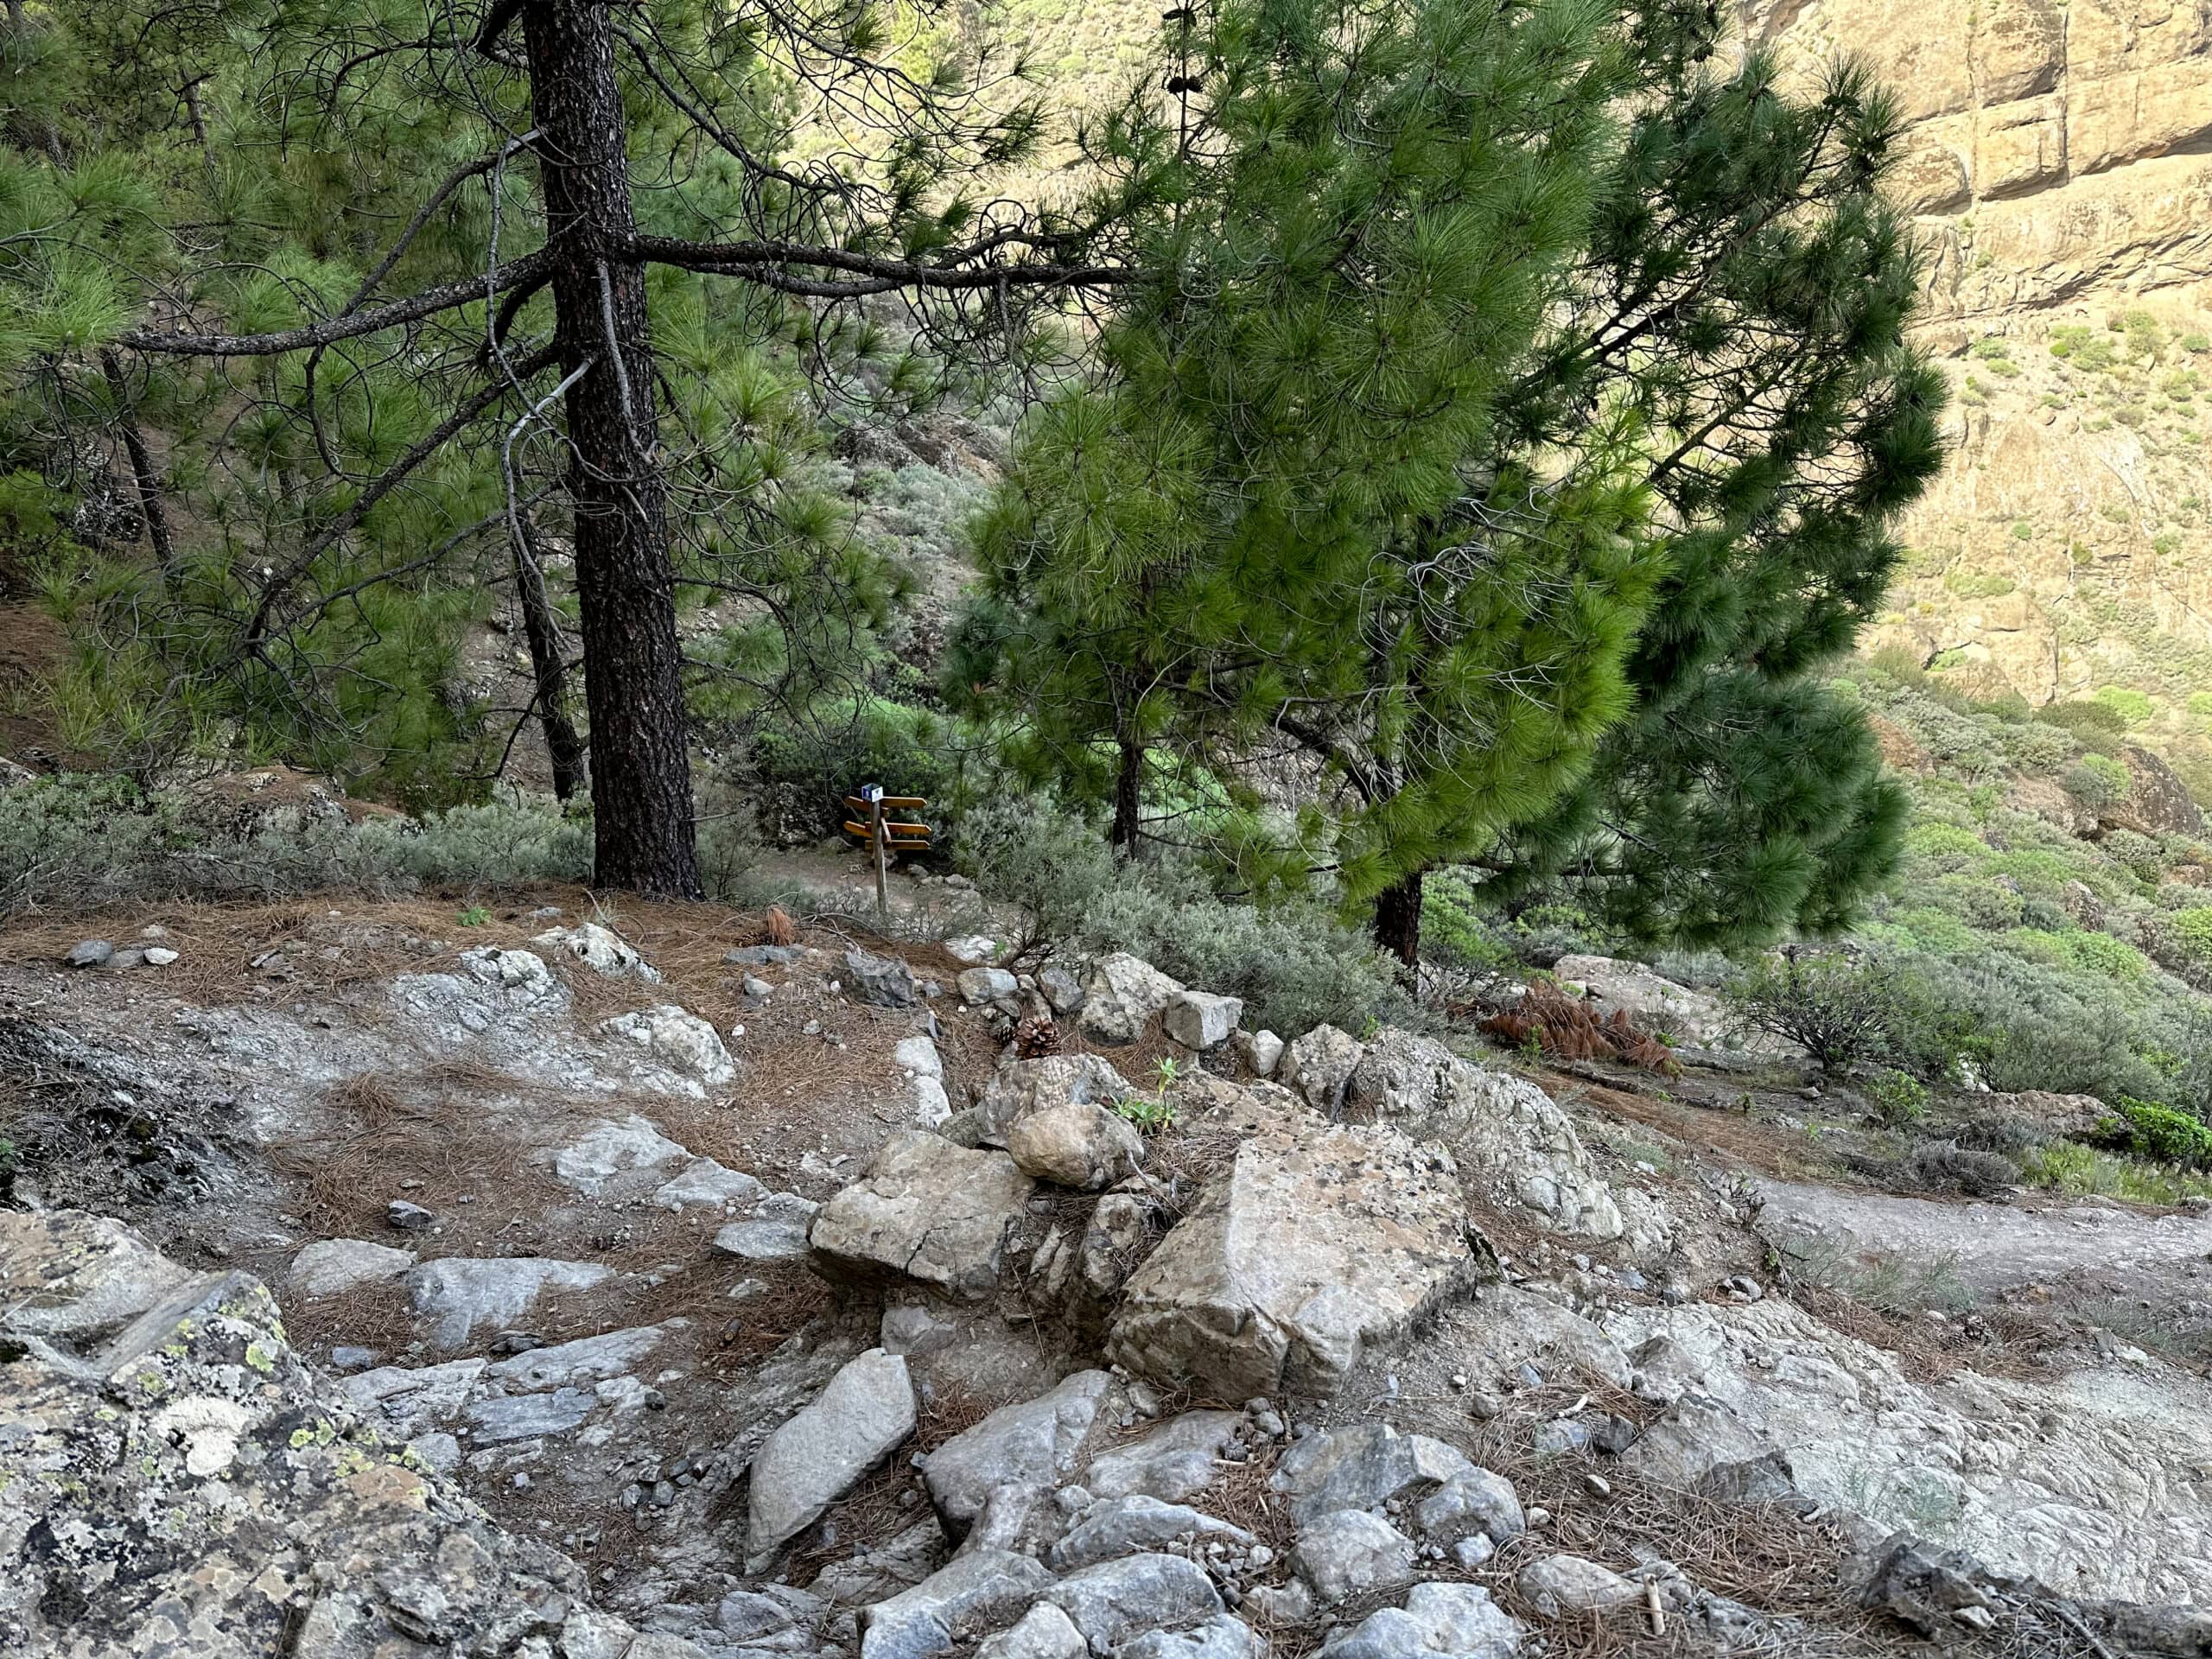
[1743,0,2212,726]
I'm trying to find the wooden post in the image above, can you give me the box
[864,784,888,918]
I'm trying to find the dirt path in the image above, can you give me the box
[1758,1178,2212,1294]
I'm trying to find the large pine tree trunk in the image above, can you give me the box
[520,0,701,897]
[1373,867,1424,970]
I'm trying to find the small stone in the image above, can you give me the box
[742,975,773,998]
[329,1345,378,1371]
[845,947,919,1008]
[958,966,1020,1005]
[386,1199,435,1232]
[142,947,179,967]
[65,940,112,968]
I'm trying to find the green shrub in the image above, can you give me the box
[2037,699,2129,738]
[746,696,970,839]
[2166,906,2212,965]
[957,798,1409,1036]
[2106,1098,2212,1170]
[2092,685,2155,726]
[2062,754,2130,807]
[1866,1068,1930,1125]
[0,773,590,915]
[1726,951,1901,1068]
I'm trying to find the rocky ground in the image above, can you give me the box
[8,893,2212,1657]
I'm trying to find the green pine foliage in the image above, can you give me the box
[1478,25,1948,950]
[955,0,1667,949]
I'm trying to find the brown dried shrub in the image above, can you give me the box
[1484,987,1680,1074]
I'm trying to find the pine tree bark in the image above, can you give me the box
[519,0,701,896]
[1110,734,1143,856]
[512,513,587,804]
[1373,867,1425,969]
[99,350,178,589]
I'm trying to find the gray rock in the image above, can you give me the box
[846,947,919,1008]
[717,1590,800,1643]
[716,1193,821,1262]
[0,1211,706,1659]
[1107,1094,1474,1399]
[945,935,1000,965]
[484,1321,681,1389]
[1079,953,1185,1044]
[1241,1029,1285,1078]
[809,1130,1033,1297]
[0,1211,191,1344]
[288,1238,416,1298]
[404,1256,613,1350]
[1005,1101,1145,1191]
[1039,965,1086,1015]
[533,922,662,981]
[1084,1410,1247,1503]
[1164,990,1243,1051]
[1517,1554,1642,1615]
[340,1357,488,1438]
[142,946,180,968]
[894,1034,944,1078]
[1076,1192,1157,1302]
[1243,1581,1316,1627]
[385,1199,435,1233]
[920,1370,1113,1531]
[977,1054,1135,1145]
[554,1114,694,1197]
[749,1348,917,1567]
[810,1517,947,1609]
[595,1006,738,1089]
[330,1345,378,1371]
[880,1303,957,1357]
[975,1603,1086,1659]
[1320,1582,1524,1659]
[1282,1023,1363,1113]
[1039,1554,1223,1652]
[1273,1424,1473,1524]
[1414,1466,1526,1544]
[742,974,774,998]
[1119,1618,1258,1659]
[859,1549,1055,1659]
[1294,1509,1418,1604]
[655,1157,770,1211]
[957,966,1019,1005]
[1049,1494,1254,1570]
[727,944,802,966]
[466,1386,595,1446]
[64,939,113,968]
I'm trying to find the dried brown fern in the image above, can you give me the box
[1484,987,1681,1075]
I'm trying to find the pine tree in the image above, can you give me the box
[1475,16,1948,950]
[955,0,1669,964]
[0,0,1145,893]
[959,0,1944,963]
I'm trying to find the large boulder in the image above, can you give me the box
[976,1053,1135,1146]
[1338,1028,1621,1239]
[1551,955,1729,1046]
[747,1348,917,1567]
[809,1130,1034,1297]
[1080,954,1185,1045]
[1005,1101,1145,1190]
[1106,1086,1476,1398]
[1,1212,706,1659]
[918,1370,1114,1531]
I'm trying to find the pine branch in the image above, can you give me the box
[241,342,561,648]
[114,249,556,357]
[621,232,1135,295]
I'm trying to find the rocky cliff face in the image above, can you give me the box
[1740,0,2212,720]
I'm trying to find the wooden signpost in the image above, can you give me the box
[843,785,931,916]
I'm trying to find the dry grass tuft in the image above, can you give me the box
[763,906,798,946]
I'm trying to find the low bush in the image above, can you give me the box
[957,798,1409,1036]
[1901,1140,2018,1198]
[1725,950,1900,1069]
[1866,1068,1930,1125]
[2105,1097,2212,1170]
[0,772,591,915]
